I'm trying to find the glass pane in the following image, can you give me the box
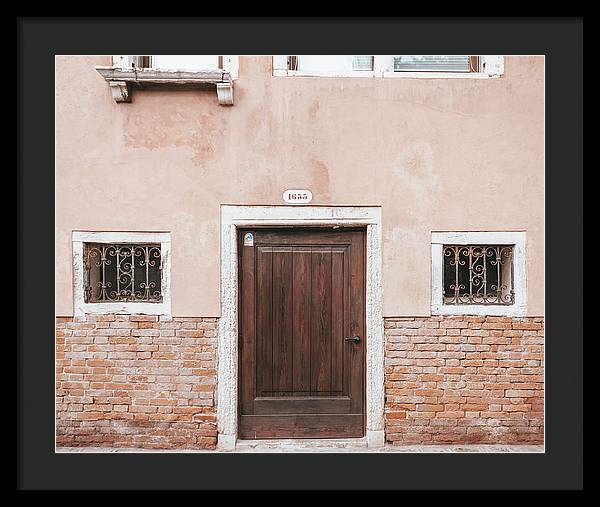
[296,56,366,73]
[352,55,373,71]
[151,55,219,70]
[394,55,471,72]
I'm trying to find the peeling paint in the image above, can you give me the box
[310,159,331,202]
[123,106,225,165]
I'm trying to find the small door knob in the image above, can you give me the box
[345,335,361,344]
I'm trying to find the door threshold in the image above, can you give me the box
[234,437,368,452]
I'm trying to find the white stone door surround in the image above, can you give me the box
[217,205,385,449]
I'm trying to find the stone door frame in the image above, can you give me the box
[217,205,384,449]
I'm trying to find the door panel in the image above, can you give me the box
[291,248,311,394]
[239,228,365,439]
[310,247,333,395]
[272,247,293,395]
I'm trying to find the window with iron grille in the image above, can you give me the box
[83,243,162,303]
[442,245,514,305]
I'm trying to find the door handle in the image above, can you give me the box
[345,335,361,344]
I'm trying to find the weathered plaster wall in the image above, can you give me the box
[55,56,544,317]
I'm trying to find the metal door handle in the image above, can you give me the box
[345,336,361,344]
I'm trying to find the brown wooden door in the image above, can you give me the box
[238,228,365,439]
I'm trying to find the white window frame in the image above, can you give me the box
[431,231,527,317]
[72,231,172,317]
[273,55,504,79]
[112,55,239,79]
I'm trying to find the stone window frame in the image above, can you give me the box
[111,55,239,79]
[272,55,504,79]
[431,231,527,317]
[72,231,172,317]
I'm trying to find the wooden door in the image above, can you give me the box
[238,228,365,439]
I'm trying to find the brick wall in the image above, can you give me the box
[56,314,544,449]
[384,315,544,445]
[56,315,218,450]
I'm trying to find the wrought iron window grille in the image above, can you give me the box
[83,243,162,303]
[442,245,514,305]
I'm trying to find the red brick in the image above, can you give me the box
[386,412,407,419]
[58,314,544,449]
[56,315,219,450]
[383,315,544,445]
[130,315,159,322]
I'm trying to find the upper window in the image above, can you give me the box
[273,55,504,78]
[431,232,526,316]
[115,55,230,73]
[72,232,171,316]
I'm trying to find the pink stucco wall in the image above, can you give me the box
[55,56,544,317]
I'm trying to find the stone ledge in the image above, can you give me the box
[95,67,234,105]
[56,443,544,453]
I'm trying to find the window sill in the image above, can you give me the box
[431,304,528,317]
[272,70,502,79]
[95,66,234,105]
[382,71,501,79]
[74,301,171,317]
[273,69,380,78]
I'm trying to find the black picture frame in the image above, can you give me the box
[17,17,583,490]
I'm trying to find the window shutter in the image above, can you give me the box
[469,56,481,72]
[132,56,151,69]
